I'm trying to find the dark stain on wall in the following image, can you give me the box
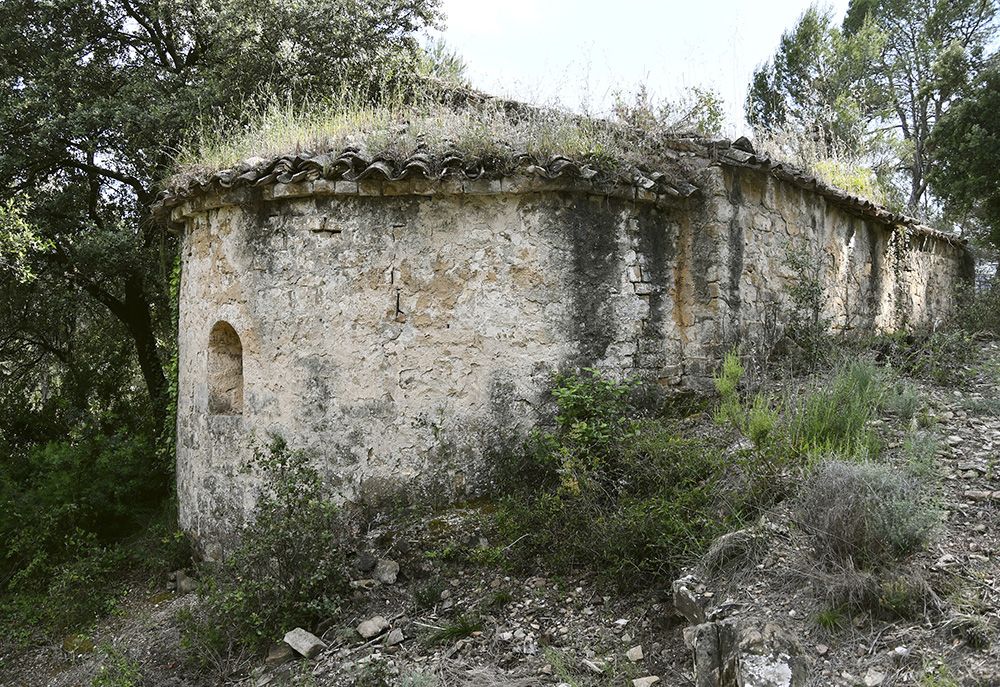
[726,172,746,320]
[558,197,620,365]
[634,205,678,371]
[865,222,883,315]
[866,221,882,314]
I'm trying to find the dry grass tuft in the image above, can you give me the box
[699,525,771,578]
[796,459,937,571]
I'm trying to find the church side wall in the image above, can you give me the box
[174,174,971,553]
[176,190,694,551]
[692,166,970,353]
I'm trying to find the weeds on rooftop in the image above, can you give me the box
[173,81,723,186]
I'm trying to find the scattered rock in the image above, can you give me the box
[374,558,399,585]
[864,667,886,686]
[265,642,295,666]
[174,570,197,595]
[626,644,644,662]
[385,628,405,647]
[934,553,958,569]
[355,552,377,573]
[582,659,604,674]
[684,619,809,687]
[283,628,326,658]
[815,644,828,657]
[357,615,390,639]
[673,575,707,624]
[632,677,660,687]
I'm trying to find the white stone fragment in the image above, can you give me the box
[283,627,326,658]
[356,616,390,639]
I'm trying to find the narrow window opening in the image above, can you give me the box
[208,321,244,415]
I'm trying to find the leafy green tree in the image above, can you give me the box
[0,0,440,432]
[929,61,1000,248]
[748,0,998,213]
[418,37,469,85]
[746,6,885,150]
[843,0,998,212]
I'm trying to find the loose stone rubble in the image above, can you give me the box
[282,628,327,659]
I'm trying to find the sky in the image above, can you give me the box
[433,0,851,136]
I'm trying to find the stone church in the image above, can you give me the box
[157,135,971,551]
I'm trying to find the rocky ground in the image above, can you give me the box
[2,345,997,687]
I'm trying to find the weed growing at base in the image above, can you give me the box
[787,360,887,459]
[179,437,348,674]
[492,369,767,589]
[91,644,143,687]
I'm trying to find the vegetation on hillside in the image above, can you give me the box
[2,1,1000,682]
[0,0,441,650]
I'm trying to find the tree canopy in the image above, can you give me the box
[0,0,440,440]
[928,60,1000,248]
[747,0,998,215]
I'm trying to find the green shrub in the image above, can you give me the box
[903,431,941,479]
[713,349,781,448]
[426,615,482,645]
[876,573,931,619]
[180,437,348,666]
[781,244,835,368]
[814,606,847,633]
[352,657,394,687]
[919,666,960,687]
[0,432,183,644]
[713,350,745,426]
[796,459,936,570]
[954,277,1000,337]
[870,330,978,386]
[544,368,638,496]
[788,360,886,459]
[743,393,781,447]
[882,380,921,419]
[494,371,756,588]
[91,644,143,687]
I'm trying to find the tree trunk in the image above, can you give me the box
[120,273,169,430]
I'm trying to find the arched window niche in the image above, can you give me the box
[208,320,244,416]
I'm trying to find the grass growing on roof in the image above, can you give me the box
[173,83,716,185]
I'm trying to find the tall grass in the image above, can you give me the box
[173,82,721,185]
[788,360,887,459]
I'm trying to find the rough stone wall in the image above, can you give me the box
[176,189,697,551]
[683,167,971,363]
[174,169,970,552]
